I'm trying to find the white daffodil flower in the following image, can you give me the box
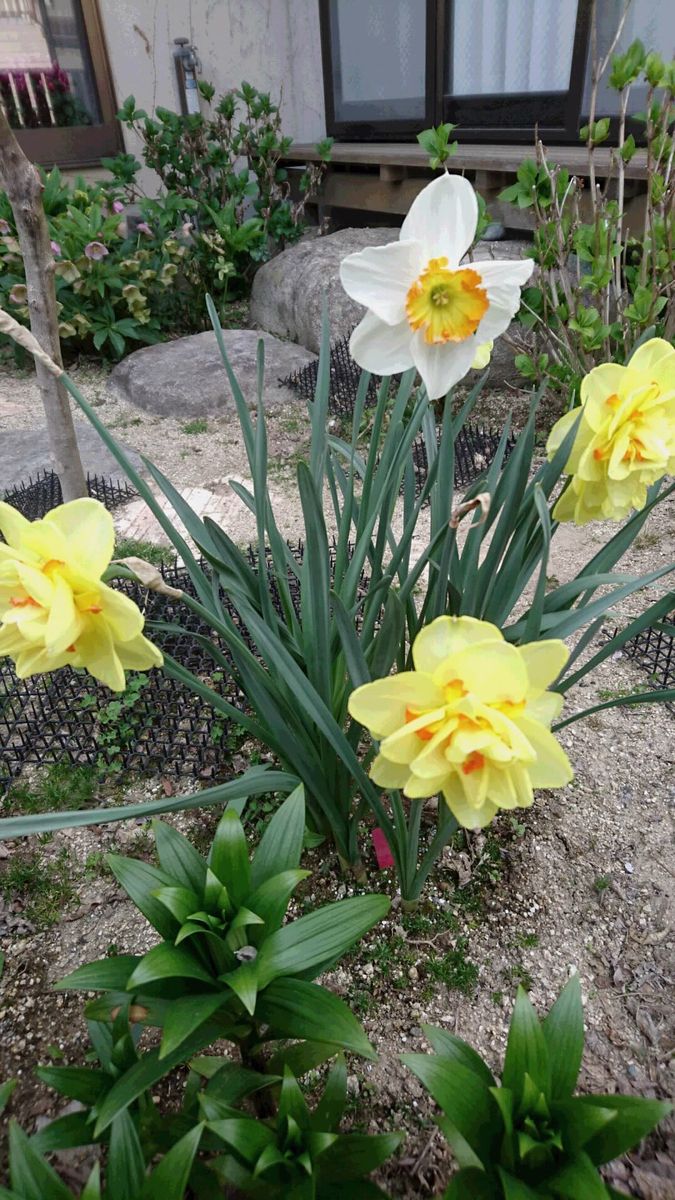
[339,173,534,400]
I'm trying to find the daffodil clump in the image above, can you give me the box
[547,338,675,525]
[349,616,573,829]
[0,498,161,691]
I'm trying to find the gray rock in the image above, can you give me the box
[1,425,142,492]
[109,329,317,418]
[250,227,399,354]
[251,229,534,386]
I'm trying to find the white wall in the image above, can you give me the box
[97,0,326,195]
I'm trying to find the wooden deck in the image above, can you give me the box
[285,142,648,229]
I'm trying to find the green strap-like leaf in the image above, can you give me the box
[402,1054,501,1166]
[56,955,139,993]
[209,810,251,904]
[8,1121,74,1200]
[580,1094,673,1165]
[127,942,216,990]
[312,1052,347,1131]
[422,1026,495,1087]
[106,1110,146,1200]
[142,1123,204,1200]
[159,991,230,1059]
[152,820,207,894]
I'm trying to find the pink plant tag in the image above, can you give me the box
[372,827,394,869]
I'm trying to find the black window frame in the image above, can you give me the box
[319,0,594,144]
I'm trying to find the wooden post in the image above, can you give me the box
[0,109,87,500]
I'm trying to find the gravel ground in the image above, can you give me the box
[0,356,673,1196]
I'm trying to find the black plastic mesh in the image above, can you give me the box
[280,335,380,415]
[619,616,675,690]
[411,424,516,493]
[0,537,370,790]
[2,470,136,520]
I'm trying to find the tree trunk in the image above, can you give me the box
[0,109,87,500]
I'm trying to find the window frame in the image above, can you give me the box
[7,0,122,168]
[319,0,595,144]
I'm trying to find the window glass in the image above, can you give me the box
[0,0,101,129]
[330,0,427,122]
[448,0,578,96]
[582,0,675,116]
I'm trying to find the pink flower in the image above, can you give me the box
[113,200,125,214]
[181,221,193,237]
[0,218,11,235]
[50,240,61,257]
[136,222,152,236]
[84,241,109,261]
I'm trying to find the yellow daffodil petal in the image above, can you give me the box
[370,754,412,790]
[448,640,528,704]
[0,501,32,552]
[348,673,445,739]
[75,623,126,692]
[443,776,498,829]
[516,717,574,788]
[628,336,675,387]
[45,573,83,655]
[518,640,569,695]
[96,582,145,641]
[116,633,163,671]
[44,497,115,579]
[413,614,502,675]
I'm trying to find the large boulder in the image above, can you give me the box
[250,230,534,386]
[109,329,317,417]
[250,228,399,354]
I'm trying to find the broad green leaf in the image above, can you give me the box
[256,978,375,1059]
[35,1065,107,1105]
[497,1169,542,1200]
[443,1168,494,1200]
[502,987,550,1104]
[56,956,138,993]
[312,1052,347,1131]
[142,1124,204,1199]
[9,1120,75,1199]
[203,1061,279,1104]
[29,1111,94,1153]
[0,1079,16,1115]
[553,1098,617,1152]
[256,895,390,986]
[94,1020,223,1135]
[207,1116,275,1162]
[542,974,584,1098]
[220,960,258,1016]
[279,1066,311,1127]
[246,869,310,938]
[209,810,251,904]
[81,1164,102,1200]
[251,785,306,888]
[107,1110,145,1200]
[159,992,230,1059]
[152,820,207,893]
[151,886,200,924]
[267,1040,341,1078]
[543,1150,608,1198]
[127,942,215,990]
[581,1094,672,1165]
[423,1026,495,1087]
[402,1055,501,1165]
[107,856,178,939]
[317,1131,404,1179]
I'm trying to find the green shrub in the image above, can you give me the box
[0,167,188,359]
[112,80,332,308]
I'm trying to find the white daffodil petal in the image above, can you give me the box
[411,330,477,400]
[339,239,422,326]
[349,311,415,376]
[401,173,478,265]
[473,258,535,342]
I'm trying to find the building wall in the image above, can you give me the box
[96,0,326,194]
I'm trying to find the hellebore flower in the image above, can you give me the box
[113,199,125,214]
[0,219,11,235]
[84,240,109,260]
[136,221,152,236]
[339,174,533,399]
[0,499,162,692]
[50,240,61,256]
[348,615,573,829]
[547,338,675,524]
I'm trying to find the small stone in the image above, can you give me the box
[624,862,634,874]
[408,966,419,982]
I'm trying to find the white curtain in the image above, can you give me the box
[334,0,426,107]
[583,0,675,115]
[451,0,579,96]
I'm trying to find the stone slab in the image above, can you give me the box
[108,329,317,418]
[250,227,400,355]
[0,425,143,493]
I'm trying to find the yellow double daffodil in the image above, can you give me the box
[547,338,675,524]
[0,498,162,692]
[348,615,573,829]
